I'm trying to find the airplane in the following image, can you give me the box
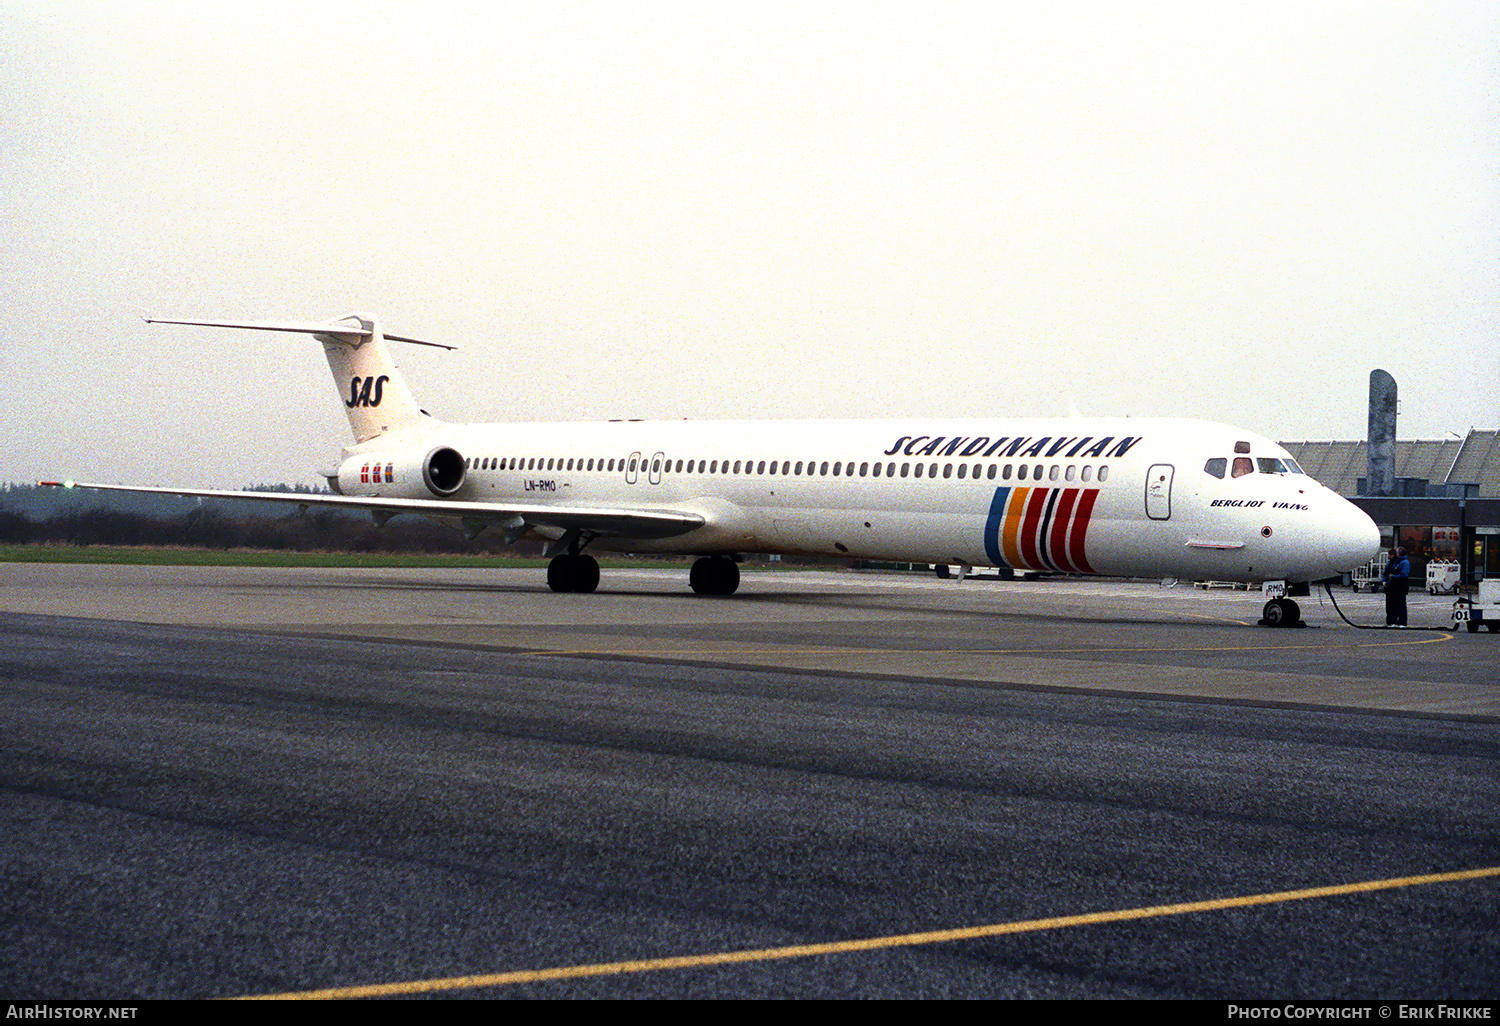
[43,312,1380,627]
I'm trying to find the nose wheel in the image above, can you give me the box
[1260,597,1302,627]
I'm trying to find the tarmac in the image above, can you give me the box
[2,562,1497,998]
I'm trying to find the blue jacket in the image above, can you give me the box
[1384,556,1409,582]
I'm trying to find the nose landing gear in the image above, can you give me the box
[1260,597,1303,627]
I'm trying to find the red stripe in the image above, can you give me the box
[1048,488,1080,573]
[1017,488,1050,569]
[1068,488,1099,574]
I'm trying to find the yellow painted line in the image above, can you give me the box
[527,633,1453,660]
[242,864,1500,1000]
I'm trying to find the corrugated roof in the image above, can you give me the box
[1281,430,1500,498]
[1448,431,1500,495]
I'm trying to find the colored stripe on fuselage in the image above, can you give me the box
[984,487,1011,569]
[985,486,1100,574]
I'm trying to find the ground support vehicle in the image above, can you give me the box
[1453,579,1500,633]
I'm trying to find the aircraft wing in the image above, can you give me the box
[38,481,706,540]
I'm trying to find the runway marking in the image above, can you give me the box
[241,864,1500,1000]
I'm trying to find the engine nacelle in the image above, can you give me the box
[336,446,466,499]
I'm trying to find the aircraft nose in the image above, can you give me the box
[1325,500,1380,574]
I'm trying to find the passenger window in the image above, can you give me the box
[1081,466,1093,482]
[1232,457,1253,478]
[1098,466,1109,482]
[1018,464,1027,480]
[1049,465,1060,481]
[1204,458,1226,479]
[943,464,953,479]
[914,463,924,478]
[1003,464,1012,480]
[988,464,997,480]
[1065,465,1076,481]
[900,463,910,478]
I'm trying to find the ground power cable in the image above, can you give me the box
[1321,581,1455,632]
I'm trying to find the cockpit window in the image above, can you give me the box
[1234,440,1251,454]
[1283,457,1305,474]
[1204,457,1226,479]
[1232,457,1254,478]
[1257,457,1287,474]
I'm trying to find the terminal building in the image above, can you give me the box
[1280,427,1500,584]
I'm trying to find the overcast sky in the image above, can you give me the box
[2,1,1496,488]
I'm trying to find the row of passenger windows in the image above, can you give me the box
[1202,455,1306,480]
[465,454,1112,484]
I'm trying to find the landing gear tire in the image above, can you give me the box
[1261,597,1300,627]
[547,553,600,593]
[689,556,740,596]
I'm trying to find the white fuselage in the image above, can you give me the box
[337,415,1379,584]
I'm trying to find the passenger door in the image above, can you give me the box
[1146,463,1174,520]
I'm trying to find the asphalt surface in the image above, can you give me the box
[1,565,1498,999]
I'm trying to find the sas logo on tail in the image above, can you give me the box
[345,375,389,408]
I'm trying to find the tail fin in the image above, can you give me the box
[313,313,428,442]
[146,312,451,443]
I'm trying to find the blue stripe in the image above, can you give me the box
[1036,487,1062,572]
[984,487,1011,569]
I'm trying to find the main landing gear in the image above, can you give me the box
[547,553,600,593]
[1260,597,1302,628]
[689,555,740,596]
[547,549,741,596]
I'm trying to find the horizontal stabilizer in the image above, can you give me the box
[144,317,455,350]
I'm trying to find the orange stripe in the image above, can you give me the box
[1001,487,1029,568]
